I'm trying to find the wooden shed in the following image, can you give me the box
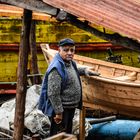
[0,0,140,140]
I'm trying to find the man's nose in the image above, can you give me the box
[67,50,73,54]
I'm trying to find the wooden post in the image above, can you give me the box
[30,20,42,84]
[79,106,86,140]
[133,130,140,140]
[13,9,32,140]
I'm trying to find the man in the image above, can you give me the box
[38,38,100,136]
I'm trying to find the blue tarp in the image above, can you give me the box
[86,119,140,140]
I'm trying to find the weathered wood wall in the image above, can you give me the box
[0,19,107,43]
[0,19,140,82]
[0,52,47,82]
[1,49,140,82]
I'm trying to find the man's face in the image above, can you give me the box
[59,45,75,62]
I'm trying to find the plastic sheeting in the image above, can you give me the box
[87,119,140,140]
[0,85,42,129]
[73,109,92,136]
[0,85,92,137]
[24,109,50,135]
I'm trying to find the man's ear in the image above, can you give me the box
[58,47,60,52]
[58,47,63,53]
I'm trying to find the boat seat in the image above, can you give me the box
[113,72,137,82]
[27,73,43,87]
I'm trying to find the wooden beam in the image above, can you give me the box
[56,10,140,52]
[133,130,140,140]
[66,14,140,52]
[0,4,55,21]
[29,20,42,84]
[0,0,58,16]
[79,107,86,140]
[0,126,31,139]
[88,116,116,125]
[13,9,32,140]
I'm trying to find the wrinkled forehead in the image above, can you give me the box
[60,45,75,48]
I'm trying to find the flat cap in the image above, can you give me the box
[58,38,75,47]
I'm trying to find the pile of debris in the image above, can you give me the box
[0,85,92,139]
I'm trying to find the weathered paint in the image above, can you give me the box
[0,19,140,82]
[78,49,140,67]
[0,49,140,82]
[0,52,48,82]
[0,19,107,43]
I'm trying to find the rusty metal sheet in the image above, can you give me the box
[43,0,140,41]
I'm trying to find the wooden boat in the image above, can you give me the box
[41,44,140,119]
[0,82,16,95]
[0,42,123,52]
[0,82,16,105]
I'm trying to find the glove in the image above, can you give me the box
[85,68,100,76]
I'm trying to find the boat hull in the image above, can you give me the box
[0,82,16,94]
[41,44,140,119]
[81,76,140,118]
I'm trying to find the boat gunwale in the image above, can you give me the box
[87,76,140,87]
[41,44,140,87]
[41,44,140,118]
[42,43,140,72]
[74,54,140,73]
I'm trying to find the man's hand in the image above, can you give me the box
[54,114,63,124]
[85,68,100,76]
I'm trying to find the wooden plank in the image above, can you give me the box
[0,0,57,16]
[30,20,42,85]
[13,9,32,140]
[133,130,140,140]
[0,89,16,94]
[0,132,13,138]
[45,132,77,140]
[0,42,124,52]
[0,4,59,21]
[79,107,86,140]
[0,127,30,139]
[75,54,140,72]
[88,115,116,124]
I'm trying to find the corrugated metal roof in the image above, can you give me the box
[43,0,140,41]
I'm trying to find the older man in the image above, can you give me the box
[38,38,100,136]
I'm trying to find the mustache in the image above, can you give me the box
[66,54,73,57]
